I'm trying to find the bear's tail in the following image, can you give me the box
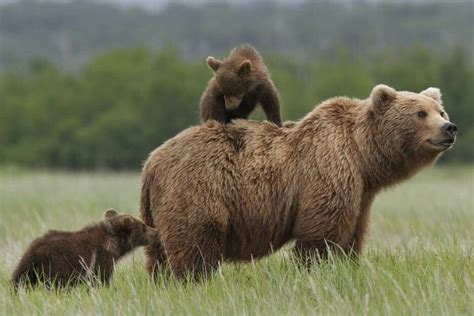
[11,256,38,289]
[140,169,155,228]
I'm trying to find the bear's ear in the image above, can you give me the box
[122,217,132,227]
[206,56,222,72]
[238,60,252,75]
[420,87,442,103]
[116,217,132,235]
[370,84,397,113]
[104,208,118,219]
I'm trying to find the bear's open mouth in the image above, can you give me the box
[427,138,455,149]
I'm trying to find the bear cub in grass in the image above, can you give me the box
[12,209,157,288]
[200,44,282,126]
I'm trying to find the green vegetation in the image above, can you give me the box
[0,2,471,314]
[0,1,472,169]
[0,167,472,314]
[0,47,472,169]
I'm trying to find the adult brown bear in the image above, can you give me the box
[140,85,457,280]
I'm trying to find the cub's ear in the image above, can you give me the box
[238,60,252,75]
[420,87,442,103]
[117,217,133,235]
[122,217,132,227]
[206,56,222,72]
[370,84,397,113]
[104,208,118,219]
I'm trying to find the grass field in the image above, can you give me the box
[0,167,473,315]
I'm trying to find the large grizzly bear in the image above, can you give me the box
[141,85,457,280]
[200,44,282,126]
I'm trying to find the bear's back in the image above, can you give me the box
[145,119,288,172]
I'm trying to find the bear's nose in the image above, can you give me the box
[442,123,458,137]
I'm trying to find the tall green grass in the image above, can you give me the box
[0,167,472,315]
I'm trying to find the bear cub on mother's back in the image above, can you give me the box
[200,44,282,126]
[12,209,157,288]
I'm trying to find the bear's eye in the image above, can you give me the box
[417,111,428,118]
[440,111,446,117]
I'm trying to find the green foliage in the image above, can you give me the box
[0,47,472,169]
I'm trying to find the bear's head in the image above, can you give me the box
[103,209,158,252]
[368,84,457,165]
[206,56,258,110]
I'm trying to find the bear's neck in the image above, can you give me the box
[100,222,137,259]
[103,237,132,260]
[289,99,439,193]
[353,106,439,191]
[79,222,133,260]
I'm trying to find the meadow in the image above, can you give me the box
[0,166,472,315]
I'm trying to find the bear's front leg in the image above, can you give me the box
[345,192,375,257]
[199,84,227,123]
[259,80,282,126]
[293,234,356,269]
[292,239,330,269]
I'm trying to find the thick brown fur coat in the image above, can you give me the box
[12,209,158,288]
[199,44,282,126]
[141,85,456,280]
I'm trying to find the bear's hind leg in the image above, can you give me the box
[164,221,226,281]
[144,238,167,281]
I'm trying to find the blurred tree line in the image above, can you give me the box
[1,1,473,71]
[0,47,472,170]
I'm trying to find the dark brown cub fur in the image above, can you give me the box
[199,44,282,126]
[12,209,157,288]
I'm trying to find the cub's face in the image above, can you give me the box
[206,56,254,110]
[370,85,457,158]
[104,209,157,247]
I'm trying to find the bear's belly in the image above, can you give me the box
[223,221,293,261]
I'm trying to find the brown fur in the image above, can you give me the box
[282,120,297,128]
[199,44,282,126]
[141,85,456,280]
[12,209,158,288]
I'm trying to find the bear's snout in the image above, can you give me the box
[442,122,458,138]
[224,96,242,110]
[145,227,159,243]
